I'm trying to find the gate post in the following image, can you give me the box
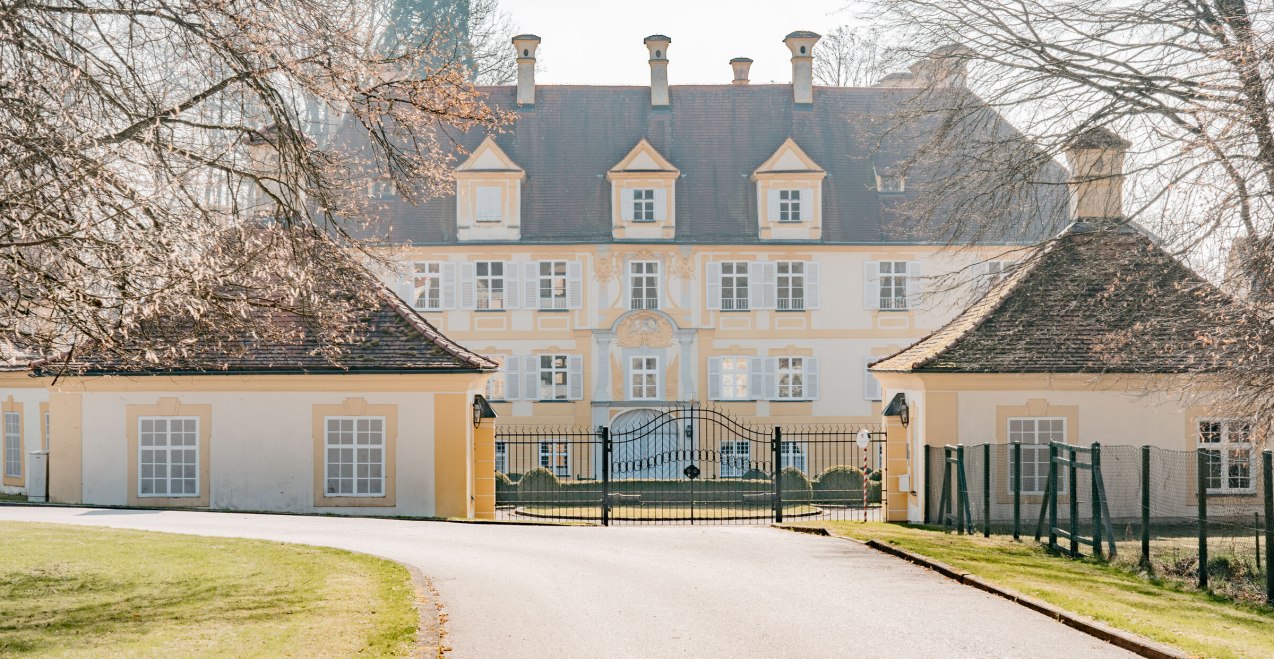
[1141,445,1151,568]
[600,426,611,527]
[1197,447,1209,590]
[773,427,783,523]
[1012,441,1022,540]
[1091,442,1103,559]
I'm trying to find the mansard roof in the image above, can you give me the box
[355,84,1064,245]
[870,221,1236,374]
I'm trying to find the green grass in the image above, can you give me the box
[516,503,820,520]
[0,493,26,503]
[804,521,1274,659]
[0,522,418,657]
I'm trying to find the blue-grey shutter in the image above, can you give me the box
[440,262,457,309]
[459,262,477,309]
[567,355,584,400]
[504,356,521,400]
[805,357,820,400]
[805,261,820,310]
[523,356,540,401]
[706,262,722,310]
[708,357,722,400]
[567,261,583,309]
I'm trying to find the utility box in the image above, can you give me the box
[27,450,48,503]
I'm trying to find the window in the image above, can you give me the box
[3,412,19,478]
[475,186,502,222]
[780,441,806,473]
[721,262,749,310]
[1199,420,1255,494]
[413,262,443,310]
[1008,418,1066,495]
[878,176,905,193]
[632,188,656,222]
[630,261,659,310]
[630,356,659,400]
[720,440,751,478]
[777,261,805,310]
[538,355,571,401]
[476,261,505,310]
[986,260,1009,286]
[538,261,568,310]
[879,261,909,310]
[778,189,802,222]
[138,417,199,497]
[487,356,507,401]
[864,356,882,401]
[719,357,750,400]
[324,417,386,497]
[777,357,806,400]
[540,441,570,478]
[495,441,508,474]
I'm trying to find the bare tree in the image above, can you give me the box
[813,26,893,87]
[1,0,507,371]
[467,0,519,85]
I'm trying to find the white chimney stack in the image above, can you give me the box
[783,31,820,105]
[1066,127,1132,221]
[730,57,753,85]
[512,34,540,106]
[644,34,671,107]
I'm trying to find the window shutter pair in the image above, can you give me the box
[863,356,882,401]
[708,260,815,310]
[399,262,457,310]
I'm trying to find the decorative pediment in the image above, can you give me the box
[607,139,678,178]
[456,136,524,175]
[752,138,825,178]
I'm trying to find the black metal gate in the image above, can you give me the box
[494,403,884,525]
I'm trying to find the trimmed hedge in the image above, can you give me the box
[742,468,771,481]
[779,467,812,501]
[811,466,883,504]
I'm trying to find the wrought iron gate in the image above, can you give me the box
[494,403,884,525]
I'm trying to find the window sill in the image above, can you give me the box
[773,399,814,403]
[775,308,807,313]
[532,399,576,403]
[718,308,752,313]
[536,308,571,313]
[876,308,912,313]
[474,309,507,313]
[1206,490,1258,497]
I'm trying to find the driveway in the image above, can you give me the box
[0,507,1131,658]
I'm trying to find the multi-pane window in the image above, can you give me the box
[778,189,802,222]
[780,441,806,473]
[777,261,805,310]
[476,261,505,310]
[630,356,659,400]
[719,357,749,400]
[1199,420,1255,494]
[878,261,909,310]
[1008,418,1066,495]
[721,262,749,310]
[540,441,570,477]
[495,441,508,474]
[878,175,905,193]
[632,188,656,222]
[138,417,198,497]
[3,412,19,478]
[720,440,751,478]
[324,417,386,497]
[630,261,660,310]
[539,355,571,401]
[777,357,806,400]
[539,261,568,310]
[413,262,443,310]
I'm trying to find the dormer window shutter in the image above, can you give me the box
[706,262,722,310]
[653,188,668,222]
[863,261,880,310]
[460,262,477,310]
[567,261,583,309]
[620,188,635,221]
[766,189,781,222]
[797,188,812,221]
[475,186,502,222]
[440,263,457,309]
[806,261,821,309]
[505,356,522,400]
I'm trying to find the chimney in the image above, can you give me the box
[644,35,671,107]
[512,34,540,106]
[730,57,753,85]
[909,44,973,88]
[1065,127,1132,221]
[783,31,820,105]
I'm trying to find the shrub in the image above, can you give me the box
[779,467,812,501]
[506,473,524,483]
[868,469,883,483]
[494,471,515,505]
[518,467,562,492]
[813,466,865,503]
[742,468,771,481]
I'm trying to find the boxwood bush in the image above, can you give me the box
[779,467,812,502]
[812,466,883,504]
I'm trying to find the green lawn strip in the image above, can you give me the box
[805,522,1274,659]
[0,522,417,657]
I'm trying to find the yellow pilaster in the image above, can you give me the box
[433,393,474,519]
[883,415,910,522]
[47,392,83,504]
[472,420,496,520]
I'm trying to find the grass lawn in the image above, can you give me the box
[516,503,820,520]
[805,521,1274,659]
[0,522,418,656]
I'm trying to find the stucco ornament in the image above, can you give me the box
[616,311,674,348]
[594,255,620,283]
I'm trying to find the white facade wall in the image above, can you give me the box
[0,383,48,495]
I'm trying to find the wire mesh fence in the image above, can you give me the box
[925,443,1274,606]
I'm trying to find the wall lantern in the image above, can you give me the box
[472,394,497,427]
[882,393,910,429]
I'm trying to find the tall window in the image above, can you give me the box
[3,412,19,479]
[1008,418,1066,495]
[1199,420,1254,494]
[630,356,659,400]
[495,441,508,474]
[413,262,443,310]
[138,417,199,497]
[878,261,909,310]
[721,262,749,310]
[538,355,570,401]
[476,261,504,310]
[778,189,802,222]
[777,261,805,310]
[540,441,570,477]
[780,441,806,473]
[632,188,656,222]
[777,357,806,400]
[630,261,660,310]
[720,440,751,478]
[539,261,568,310]
[324,417,386,497]
[719,357,749,400]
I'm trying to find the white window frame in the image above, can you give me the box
[720,440,752,478]
[1008,417,1067,495]
[538,260,569,310]
[777,261,805,311]
[137,416,200,498]
[629,261,660,310]
[476,261,505,310]
[323,416,387,497]
[632,188,656,222]
[778,189,802,222]
[3,411,20,479]
[878,261,909,311]
[776,357,807,400]
[629,356,660,400]
[538,354,571,401]
[720,261,750,311]
[718,357,750,401]
[539,441,570,478]
[1198,419,1256,494]
[412,261,443,311]
[986,260,1011,287]
[780,441,806,473]
[495,441,508,474]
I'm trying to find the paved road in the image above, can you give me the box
[0,507,1132,658]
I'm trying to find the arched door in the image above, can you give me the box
[609,409,685,480]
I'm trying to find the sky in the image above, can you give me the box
[500,0,863,85]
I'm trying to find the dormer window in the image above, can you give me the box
[454,136,523,241]
[874,166,905,194]
[632,189,656,222]
[778,189,803,222]
[753,138,825,241]
[475,186,503,222]
[608,139,679,240]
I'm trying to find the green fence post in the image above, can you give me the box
[1013,441,1022,540]
[956,444,967,535]
[1256,512,1261,573]
[1048,442,1059,552]
[924,447,932,525]
[1091,443,1103,559]
[1197,447,1209,590]
[1141,445,1151,569]
[983,443,992,537]
[1069,445,1079,558]
[1263,450,1272,605]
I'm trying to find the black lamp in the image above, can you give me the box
[882,393,910,429]
[472,394,497,427]
[899,399,910,429]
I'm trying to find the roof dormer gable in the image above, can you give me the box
[752,137,825,177]
[752,138,825,241]
[607,138,679,177]
[607,139,678,241]
[454,136,523,242]
[456,135,524,175]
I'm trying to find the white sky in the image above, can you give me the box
[501,0,862,85]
